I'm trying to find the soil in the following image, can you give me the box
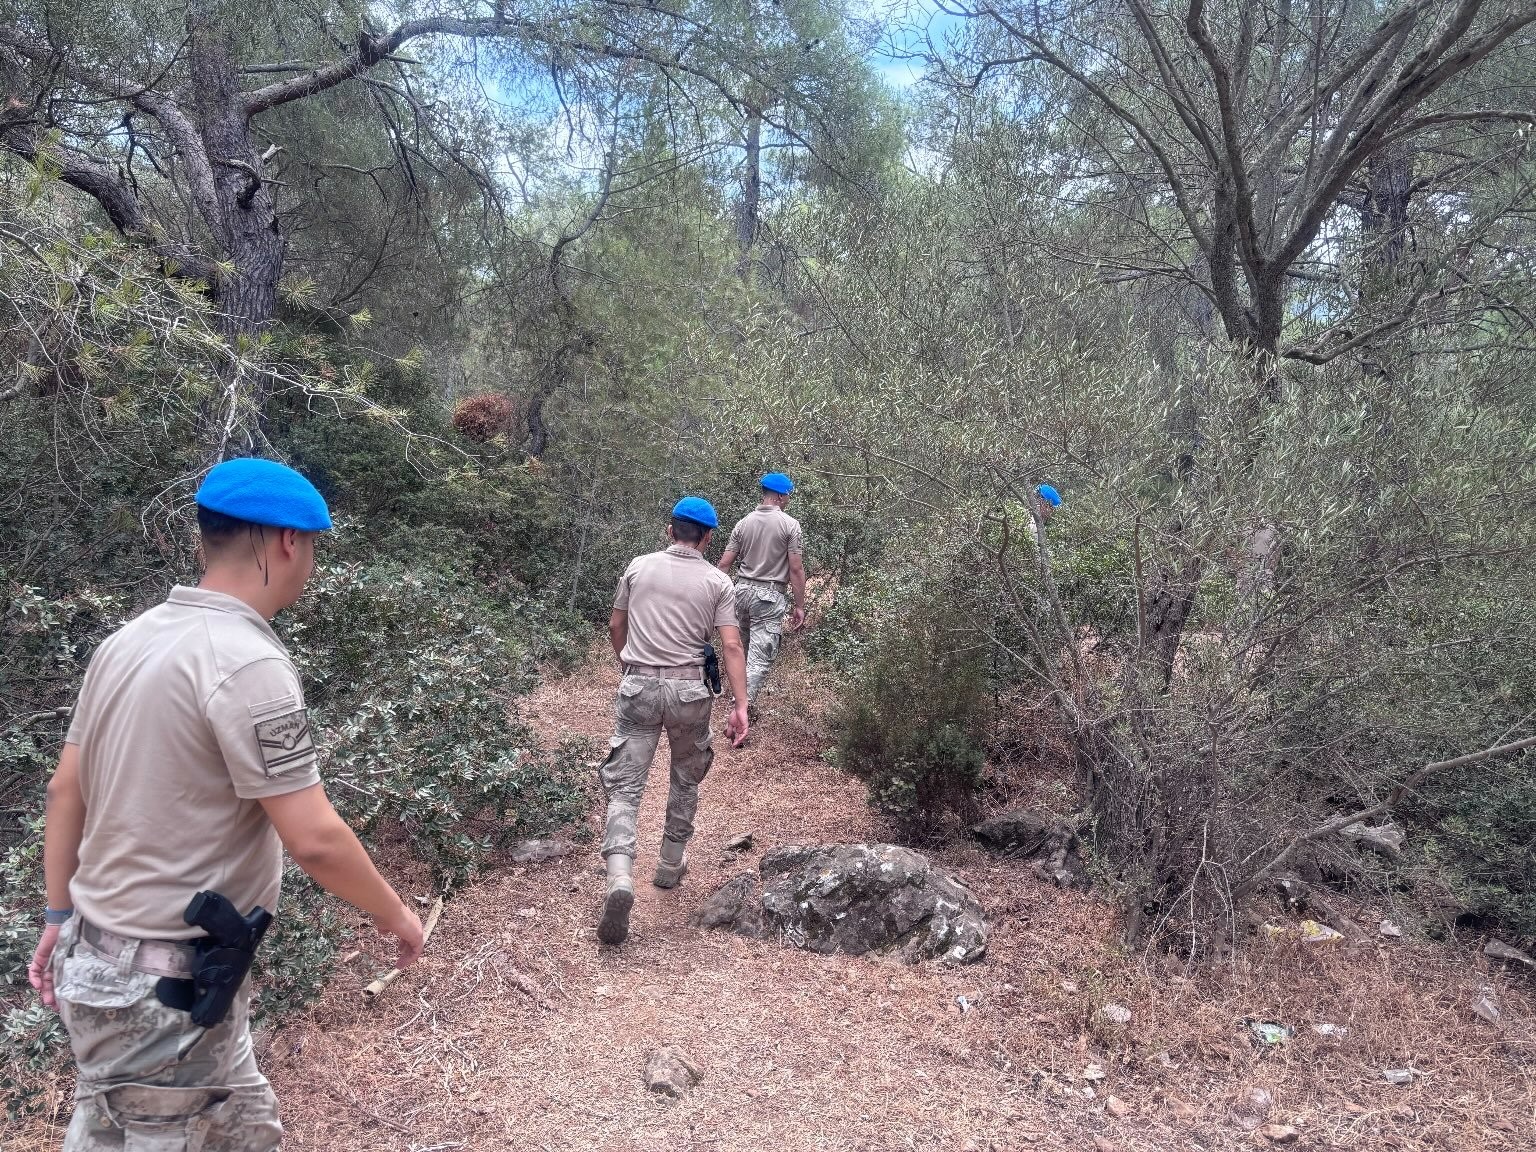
[14,644,1536,1150]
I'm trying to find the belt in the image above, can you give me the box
[623,663,705,680]
[736,576,788,594]
[79,919,198,980]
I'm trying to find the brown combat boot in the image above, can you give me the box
[653,837,688,889]
[597,855,634,945]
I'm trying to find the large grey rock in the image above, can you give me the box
[506,838,572,864]
[971,809,1052,856]
[695,843,988,963]
[1486,939,1535,968]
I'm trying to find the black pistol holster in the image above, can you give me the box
[702,644,722,696]
[155,891,273,1027]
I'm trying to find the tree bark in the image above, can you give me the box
[186,1,283,342]
[737,103,763,276]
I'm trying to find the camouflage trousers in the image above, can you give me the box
[734,582,790,704]
[50,916,282,1151]
[599,674,715,859]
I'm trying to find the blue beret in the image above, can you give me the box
[671,496,719,529]
[196,458,333,531]
[1037,484,1062,507]
[761,472,794,494]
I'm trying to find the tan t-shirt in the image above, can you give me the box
[725,505,804,583]
[64,586,321,940]
[613,544,737,668]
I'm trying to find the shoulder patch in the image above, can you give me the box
[254,709,315,776]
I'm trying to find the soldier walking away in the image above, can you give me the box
[27,458,425,1152]
[717,472,806,715]
[598,497,749,946]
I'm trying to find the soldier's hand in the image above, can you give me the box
[28,924,60,1011]
[788,607,806,632]
[376,903,425,969]
[727,702,750,747]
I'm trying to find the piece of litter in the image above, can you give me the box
[1098,1003,1132,1025]
[1311,1022,1348,1038]
[956,995,974,1014]
[1485,939,1536,967]
[1299,919,1344,943]
[1232,1086,1273,1130]
[1247,1020,1295,1046]
[1470,988,1501,1025]
[1381,1068,1417,1086]
[1379,919,1403,938]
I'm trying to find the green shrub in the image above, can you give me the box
[283,561,592,886]
[832,572,991,837]
[1420,754,1536,938]
[0,1002,66,1123]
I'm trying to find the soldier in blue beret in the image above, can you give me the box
[717,472,807,717]
[29,457,424,1151]
[597,496,750,945]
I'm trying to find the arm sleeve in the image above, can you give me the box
[713,579,738,629]
[613,562,636,611]
[725,523,742,553]
[63,658,101,747]
[204,658,322,799]
[787,521,804,556]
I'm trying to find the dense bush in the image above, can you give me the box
[831,556,992,838]
[285,561,592,885]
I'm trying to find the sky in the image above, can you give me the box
[865,1,970,90]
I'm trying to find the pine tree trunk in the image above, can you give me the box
[186,1,285,455]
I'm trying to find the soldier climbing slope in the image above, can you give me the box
[716,472,806,717]
[597,497,749,946]
[27,458,424,1152]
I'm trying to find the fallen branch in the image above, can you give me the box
[1236,734,1536,900]
[363,895,443,1000]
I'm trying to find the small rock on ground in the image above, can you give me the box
[507,838,571,864]
[644,1046,703,1099]
[1232,1086,1273,1130]
[1261,1124,1301,1144]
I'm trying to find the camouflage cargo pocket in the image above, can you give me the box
[57,950,197,1089]
[97,1082,232,1152]
[57,950,159,1011]
[675,681,711,705]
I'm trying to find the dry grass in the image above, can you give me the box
[9,639,1534,1151]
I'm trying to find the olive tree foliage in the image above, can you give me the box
[815,0,1536,946]
[702,102,1536,949]
[935,0,1536,372]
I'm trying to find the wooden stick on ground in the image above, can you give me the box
[362,896,443,1000]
